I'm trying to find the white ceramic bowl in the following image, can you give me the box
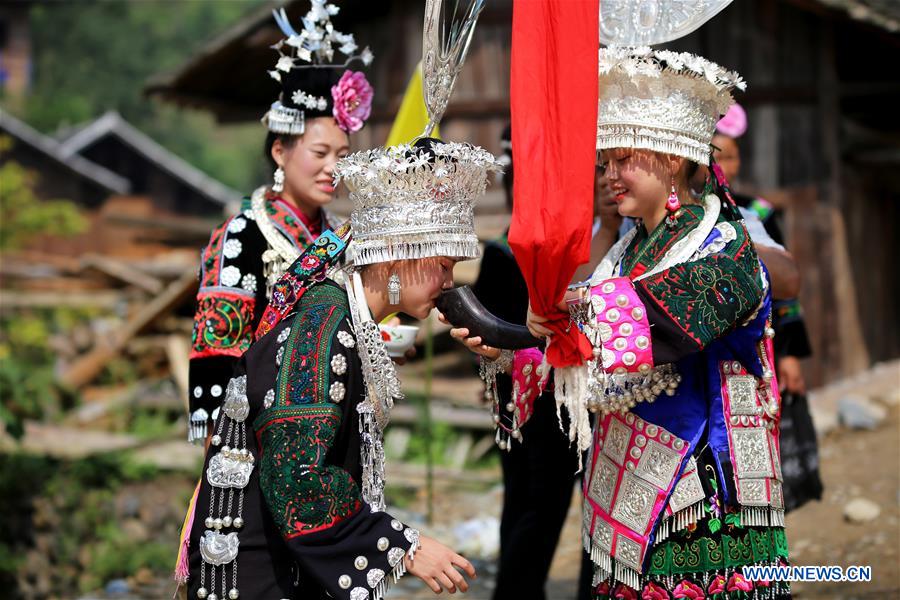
[378,324,419,358]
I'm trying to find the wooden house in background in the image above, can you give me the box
[147,0,900,386]
[2,109,131,209]
[2,109,239,259]
[55,111,240,218]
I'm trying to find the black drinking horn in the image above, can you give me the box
[435,286,543,349]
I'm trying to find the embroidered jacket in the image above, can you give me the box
[188,280,418,600]
[510,201,787,590]
[187,191,338,442]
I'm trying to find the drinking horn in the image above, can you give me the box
[434,286,542,349]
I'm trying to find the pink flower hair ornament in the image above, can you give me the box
[715,103,747,139]
[332,70,374,133]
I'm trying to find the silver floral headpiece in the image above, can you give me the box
[334,0,495,266]
[334,142,501,265]
[597,46,746,165]
[262,3,374,135]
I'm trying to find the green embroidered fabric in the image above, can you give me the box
[621,205,704,277]
[257,404,362,539]
[275,283,350,408]
[638,219,763,347]
[648,520,788,576]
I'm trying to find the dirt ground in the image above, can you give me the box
[782,404,899,599]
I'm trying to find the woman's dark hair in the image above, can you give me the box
[264,131,299,170]
[685,160,700,181]
[408,136,451,162]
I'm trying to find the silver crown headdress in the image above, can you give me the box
[262,2,374,135]
[597,46,746,165]
[334,0,501,266]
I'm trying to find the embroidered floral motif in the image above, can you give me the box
[639,256,760,347]
[707,574,726,596]
[227,216,247,233]
[200,221,229,288]
[301,254,322,270]
[223,238,243,259]
[641,580,671,600]
[671,580,704,599]
[726,573,753,592]
[220,265,242,287]
[255,226,349,340]
[191,292,255,359]
[257,405,362,538]
[241,273,258,293]
[630,217,761,348]
[622,206,704,278]
[275,284,350,408]
[611,583,638,600]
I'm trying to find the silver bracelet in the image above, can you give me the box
[478,349,513,390]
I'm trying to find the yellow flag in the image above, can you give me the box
[385,62,439,146]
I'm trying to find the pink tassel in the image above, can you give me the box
[173,478,202,593]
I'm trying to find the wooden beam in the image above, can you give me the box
[166,334,191,413]
[80,254,164,294]
[390,403,493,431]
[0,290,123,311]
[58,269,198,389]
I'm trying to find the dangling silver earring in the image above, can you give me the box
[387,273,401,305]
[272,166,285,193]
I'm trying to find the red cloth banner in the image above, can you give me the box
[508,0,598,368]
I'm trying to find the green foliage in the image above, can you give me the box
[0,454,168,595]
[9,0,267,193]
[0,349,57,439]
[0,308,63,439]
[86,525,172,591]
[0,306,102,439]
[0,155,88,251]
[407,419,481,467]
[129,408,177,440]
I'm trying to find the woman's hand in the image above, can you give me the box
[437,312,501,360]
[526,303,554,339]
[777,356,806,395]
[557,288,586,312]
[405,535,476,594]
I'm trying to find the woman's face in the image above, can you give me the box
[272,117,350,212]
[599,148,672,222]
[712,134,741,184]
[394,256,458,320]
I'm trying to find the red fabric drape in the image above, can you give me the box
[508,0,598,368]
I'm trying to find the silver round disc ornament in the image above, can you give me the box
[599,0,733,47]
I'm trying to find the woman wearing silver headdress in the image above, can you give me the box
[178,3,494,598]
[181,134,497,600]
[455,47,792,598]
[186,2,374,444]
